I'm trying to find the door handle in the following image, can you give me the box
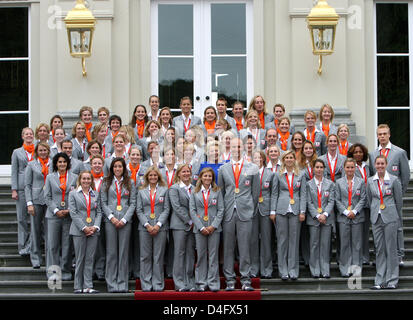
[196,96,200,101]
[205,96,210,101]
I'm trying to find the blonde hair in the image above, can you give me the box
[92,122,108,140]
[245,109,261,129]
[194,167,219,193]
[319,104,335,121]
[79,106,93,119]
[118,125,135,143]
[304,110,317,120]
[77,171,95,190]
[280,150,300,176]
[248,95,267,115]
[140,166,166,189]
[144,120,161,137]
[377,124,390,134]
[337,123,350,137]
[35,123,50,140]
[173,163,192,184]
[71,121,86,138]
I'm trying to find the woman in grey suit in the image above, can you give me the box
[252,150,275,278]
[44,152,77,281]
[49,127,66,159]
[270,150,306,280]
[136,166,170,291]
[83,140,103,171]
[169,164,196,291]
[11,127,36,256]
[368,155,403,290]
[239,110,266,150]
[71,121,88,162]
[24,142,51,268]
[348,143,371,265]
[335,158,367,277]
[103,134,129,176]
[317,104,338,137]
[319,134,346,183]
[189,167,224,292]
[69,171,102,293]
[305,159,335,278]
[101,157,136,293]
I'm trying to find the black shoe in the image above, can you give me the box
[342,274,350,278]
[210,288,220,292]
[370,285,382,290]
[241,284,254,291]
[312,275,320,279]
[225,283,235,291]
[386,285,397,290]
[97,277,105,281]
[281,275,289,281]
[73,289,83,294]
[261,276,271,279]
[290,277,297,281]
[32,265,40,269]
[322,275,330,279]
[197,287,206,292]
[363,262,370,266]
[399,261,404,268]
[176,288,188,292]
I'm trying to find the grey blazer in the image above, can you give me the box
[369,144,410,194]
[44,171,78,219]
[136,186,170,231]
[319,153,346,182]
[335,176,367,224]
[256,168,274,217]
[24,159,51,205]
[218,161,260,222]
[306,178,336,226]
[11,147,31,191]
[239,128,267,150]
[189,188,224,233]
[304,128,327,156]
[71,137,88,161]
[71,157,86,176]
[276,134,292,152]
[367,175,403,225]
[172,115,202,136]
[273,171,307,215]
[100,179,137,223]
[68,188,102,236]
[168,183,193,231]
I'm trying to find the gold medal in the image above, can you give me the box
[150,213,156,219]
[317,207,322,213]
[380,204,386,210]
[60,201,66,207]
[290,199,295,205]
[234,188,240,194]
[347,206,352,211]
[259,197,264,203]
[203,216,209,222]
[116,205,122,211]
[86,217,92,223]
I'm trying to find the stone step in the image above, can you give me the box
[0,254,35,267]
[0,202,17,211]
[0,232,18,243]
[0,292,134,300]
[0,193,12,201]
[0,267,47,281]
[0,221,17,233]
[0,211,17,222]
[0,243,18,255]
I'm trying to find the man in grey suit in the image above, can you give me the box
[369,124,410,266]
[218,138,260,291]
[172,96,202,137]
[216,97,237,130]
[61,140,85,175]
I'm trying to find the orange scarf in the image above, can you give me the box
[85,122,93,142]
[59,172,67,193]
[129,163,140,183]
[235,118,244,131]
[91,170,104,179]
[322,122,330,138]
[339,140,349,156]
[38,158,49,182]
[259,112,265,129]
[136,120,145,138]
[306,127,315,143]
[51,130,56,143]
[204,120,216,134]
[23,143,35,161]
[279,131,290,151]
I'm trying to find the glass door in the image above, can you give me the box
[151,0,252,118]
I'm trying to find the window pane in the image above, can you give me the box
[376,4,408,54]
[0,114,28,165]
[0,8,28,58]
[378,110,410,160]
[159,5,193,55]
[159,58,193,109]
[377,56,409,107]
[212,57,246,108]
[211,3,246,55]
[0,61,29,111]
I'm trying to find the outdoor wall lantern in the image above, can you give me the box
[307,0,339,75]
[64,0,96,77]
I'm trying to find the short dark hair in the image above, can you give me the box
[109,115,122,128]
[347,143,368,162]
[52,152,71,172]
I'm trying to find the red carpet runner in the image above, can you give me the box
[134,278,261,300]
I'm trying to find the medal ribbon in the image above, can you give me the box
[317,182,322,210]
[232,160,244,190]
[166,169,175,188]
[115,181,122,207]
[183,117,191,133]
[307,164,313,179]
[59,171,67,204]
[259,168,265,199]
[377,180,385,209]
[357,165,367,184]
[286,172,295,201]
[150,189,156,214]
[381,148,390,158]
[202,189,210,219]
[327,154,338,182]
[348,180,353,209]
[306,128,315,143]
[83,191,91,221]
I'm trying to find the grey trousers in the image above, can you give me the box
[30,204,47,267]
[397,207,405,262]
[47,217,72,279]
[73,234,99,290]
[338,222,363,276]
[165,230,174,278]
[139,230,167,291]
[223,210,252,286]
[16,191,31,254]
[172,229,195,291]
[194,232,221,291]
[105,221,132,292]
[276,213,301,278]
[93,222,106,279]
[250,214,273,278]
[308,224,332,277]
[372,216,399,287]
[362,208,371,263]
